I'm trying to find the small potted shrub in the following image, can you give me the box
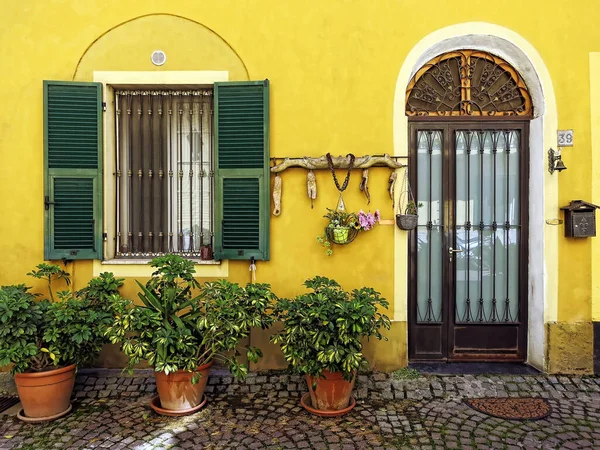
[0,265,124,422]
[105,255,275,416]
[271,276,390,416]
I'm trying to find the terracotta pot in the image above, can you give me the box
[305,370,355,411]
[154,361,212,411]
[14,364,76,420]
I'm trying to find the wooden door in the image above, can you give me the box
[408,121,529,361]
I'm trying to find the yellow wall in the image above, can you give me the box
[1,0,598,372]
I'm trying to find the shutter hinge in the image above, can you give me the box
[44,196,56,210]
[102,102,107,112]
[102,232,108,241]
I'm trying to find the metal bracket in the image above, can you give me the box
[44,196,56,210]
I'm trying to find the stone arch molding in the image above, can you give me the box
[393,23,558,371]
[407,36,545,118]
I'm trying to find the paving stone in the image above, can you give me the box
[1,373,599,449]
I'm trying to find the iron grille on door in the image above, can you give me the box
[454,130,521,324]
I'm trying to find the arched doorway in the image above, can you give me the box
[406,50,532,361]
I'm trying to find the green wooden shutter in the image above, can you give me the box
[44,81,102,260]
[214,80,270,261]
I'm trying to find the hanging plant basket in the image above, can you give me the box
[396,169,420,231]
[326,226,359,245]
[395,214,418,231]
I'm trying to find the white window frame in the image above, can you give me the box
[92,71,230,278]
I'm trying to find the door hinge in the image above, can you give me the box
[44,196,56,210]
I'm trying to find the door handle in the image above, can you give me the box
[448,247,463,262]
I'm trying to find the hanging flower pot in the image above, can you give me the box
[396,213,418,230]
[332,226,349,244]
[396,170,421,231]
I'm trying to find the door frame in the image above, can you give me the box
[407,119,530,362]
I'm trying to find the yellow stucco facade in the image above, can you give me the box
[1,0,599,374]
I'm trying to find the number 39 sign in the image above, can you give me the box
[558,129,574,147]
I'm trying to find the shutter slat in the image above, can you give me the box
[214,80,269,260]
[216,82,267,170]
[221,178,260,250]
[46,83,100,170]
[44,81,102,260]
[52,178,95,250]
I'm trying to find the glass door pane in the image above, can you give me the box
[416,130,443,323]
[454,130,521,324]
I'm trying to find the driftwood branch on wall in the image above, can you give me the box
[270,154,406,173]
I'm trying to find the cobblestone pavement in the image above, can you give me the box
[1,373,600,449]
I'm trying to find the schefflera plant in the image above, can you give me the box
[270,276,391,380]
[0,265,126,373]
[105,255,275,381]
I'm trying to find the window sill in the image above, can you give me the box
[102,258,221,265]
[92,259,229,278]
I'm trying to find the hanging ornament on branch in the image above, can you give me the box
[359,169,370,204]
[272,174,282,216]
[307,170,317,209]
[388,170,397,209]
[326,152,355,211]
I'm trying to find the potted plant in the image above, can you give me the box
[0,265,123,422]
[396,201,423,230]
[317,209,380,255]
[270,276,390,416]
[105,255,275,416]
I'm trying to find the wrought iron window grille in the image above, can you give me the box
[114,89,214,259]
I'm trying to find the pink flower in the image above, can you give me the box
[357,210,379,231]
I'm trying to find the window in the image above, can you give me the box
[114,90,214,257]
[43,79,271,262]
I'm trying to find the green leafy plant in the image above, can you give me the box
[0,265,124,374]
[105,255,275,381]
[404,201,423,215]
[392,367,421,380]
[270,276,391,381]
[323,208,360,229]
[26,263,70,302]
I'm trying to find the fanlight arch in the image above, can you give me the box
[406,50,532,117]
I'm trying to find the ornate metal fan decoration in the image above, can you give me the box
[406,50,532,117]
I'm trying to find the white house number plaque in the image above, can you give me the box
[558,129,574,147]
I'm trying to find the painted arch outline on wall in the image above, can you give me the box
[72,13,250,81]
